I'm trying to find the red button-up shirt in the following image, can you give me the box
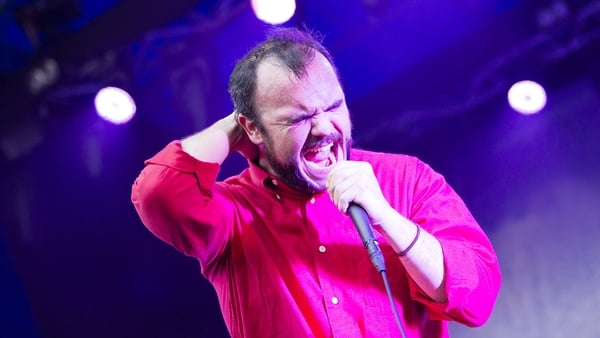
[131,141,501,338]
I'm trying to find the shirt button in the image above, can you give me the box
[331,296,339,305]
[310,197,316,204]
[274,194,281,200]
[318,245,327,253]
[271,179,278,186]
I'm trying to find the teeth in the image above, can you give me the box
[304,143,337,170]
[313,148,330,158]
[307,143,333,154]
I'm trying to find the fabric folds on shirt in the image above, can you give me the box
[131,140,501,338]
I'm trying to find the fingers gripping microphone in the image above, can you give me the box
[347,203,386,273]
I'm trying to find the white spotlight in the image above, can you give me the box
[251,0,296,25]
[94,86,136,124]
[507,80,547,115]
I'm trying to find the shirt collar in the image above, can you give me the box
[246,158,323,201]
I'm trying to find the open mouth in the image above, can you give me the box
[303,142,338,173]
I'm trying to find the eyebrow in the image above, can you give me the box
[325,99,343,111]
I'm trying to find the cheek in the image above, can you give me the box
[333,113,351,134]
[271,131,305,160]
[287,126,311,151]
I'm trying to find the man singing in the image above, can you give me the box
[131,27,501,337]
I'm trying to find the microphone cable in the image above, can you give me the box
[347,203,407,338]
[381,270,407,338]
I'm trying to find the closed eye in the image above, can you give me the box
[288,113,314,125]
[286,99,343,125]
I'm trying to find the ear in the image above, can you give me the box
[237,114,264,145]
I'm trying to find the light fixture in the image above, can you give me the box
[251,0,296,25]
[94,86,136,124]
[507,80,547,115]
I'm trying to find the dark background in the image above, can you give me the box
[1,1,599,337]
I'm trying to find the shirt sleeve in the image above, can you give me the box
[131,140,235,273]
[406,158,502,327]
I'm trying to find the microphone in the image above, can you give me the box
[347,202,386,273]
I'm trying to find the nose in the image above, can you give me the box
[310,112,334,136]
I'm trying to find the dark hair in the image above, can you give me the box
[228,27,338,128]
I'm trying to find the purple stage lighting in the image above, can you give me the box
[507,80,547,115]
[251,0,296,24]
[94,86,136,124]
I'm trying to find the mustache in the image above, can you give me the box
[303,133,342,151]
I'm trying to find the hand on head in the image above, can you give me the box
[230,112,260,160]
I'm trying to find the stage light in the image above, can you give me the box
[94,86,136,124]
[251,0,296,25]
[507,80,547,115]
[28,58,60,95]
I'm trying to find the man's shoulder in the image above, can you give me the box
[349,148,439,186]
[350,148,419,165]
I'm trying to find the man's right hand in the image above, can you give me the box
[230,113,259,160]
[181,112,259,165]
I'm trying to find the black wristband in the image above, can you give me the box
[397,224,421,257]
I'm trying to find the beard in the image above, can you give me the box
[262,131,353,195]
